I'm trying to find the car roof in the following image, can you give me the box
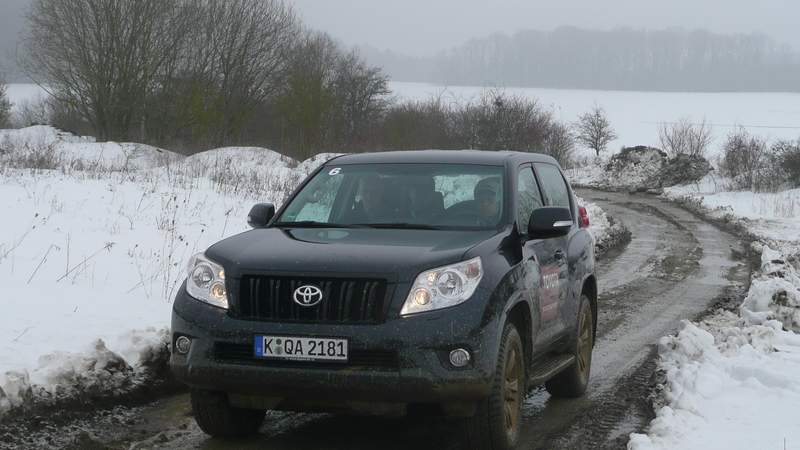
[327,150,560,167]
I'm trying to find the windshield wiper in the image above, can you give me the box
[353,222,445,230]
[272,220,366,228]
[273,221,359,228]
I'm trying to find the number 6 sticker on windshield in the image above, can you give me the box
[329,168,341,175]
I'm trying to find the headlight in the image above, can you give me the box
[186,252,228,309]
[400,257,483,316]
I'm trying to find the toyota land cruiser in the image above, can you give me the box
[170,150,597,450]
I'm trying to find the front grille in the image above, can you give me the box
[237,276,389,324]
[213,342,399,370]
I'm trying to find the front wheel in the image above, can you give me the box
[545,295,594,398]
[191,389,265,437]
[462,322,525,450]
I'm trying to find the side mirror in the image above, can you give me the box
[248,203,275,228]
[528,207,573,239]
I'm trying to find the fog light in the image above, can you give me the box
[449,348,471,367]
[175,336,191,355]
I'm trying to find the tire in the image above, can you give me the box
[463,322,525,450]
[545,295,594,398]
[190,389,265,437]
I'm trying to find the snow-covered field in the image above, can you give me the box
[391,81,800,159]
[0,126,616,417]
[0,127,316,415]
[663,176,800,242]
[629,178,800,450]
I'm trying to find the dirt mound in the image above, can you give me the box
[602,146,711,191]
[604,146,667,190]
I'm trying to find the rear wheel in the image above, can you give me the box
[190,389,265,437]
[545,295,594,398]
[463,322,525,450]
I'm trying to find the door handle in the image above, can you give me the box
[554,250,565,261]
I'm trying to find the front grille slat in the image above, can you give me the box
[237,275,388,324]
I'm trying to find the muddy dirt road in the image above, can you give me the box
[2,190,749,450]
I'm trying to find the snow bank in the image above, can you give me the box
[576,195,630,256]
[0,129,335,418]
[741,244,800,332]
[0,172,251,415]
[629,314,800,450]
[629,242,800,450]
[0,126,185,171]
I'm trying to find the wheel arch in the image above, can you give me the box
[581,275,598,340]
[505,300,533,373]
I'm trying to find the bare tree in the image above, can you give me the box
[331,49,391,148]
[658,118,713,157]
[773,139,800,187]
[0,75,11,128]
[187,0,300,145]
[575,105,617,157]
[23,0,190,141]
[276,31,340,158]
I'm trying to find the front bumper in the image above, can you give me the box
[169,286,500,405]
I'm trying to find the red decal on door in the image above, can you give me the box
[540,266,560,321]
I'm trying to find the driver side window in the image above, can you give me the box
[517,167,544,232]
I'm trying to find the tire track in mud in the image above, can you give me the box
[0,191,750,450]
[512,190,748,450]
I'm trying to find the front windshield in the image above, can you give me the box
[276,163,506,230]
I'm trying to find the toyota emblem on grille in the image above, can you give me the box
[293,285,323,307]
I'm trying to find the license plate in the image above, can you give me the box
[254,335,348,362]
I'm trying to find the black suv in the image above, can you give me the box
[170,150,597,450]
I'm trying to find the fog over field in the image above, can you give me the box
[292,0,800,56]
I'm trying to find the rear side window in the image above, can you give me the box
[534,163,571,209]
[517,167,544,231]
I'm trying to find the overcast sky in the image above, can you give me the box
[291,0,799,55]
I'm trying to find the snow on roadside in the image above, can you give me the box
[629,244,800,450]
[630,176,800,450]
[663,175,800,243]
[576,195,630,257]
[0,172,253,415]
[0,127,335,418]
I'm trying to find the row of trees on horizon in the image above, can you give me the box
[366,27,800,92]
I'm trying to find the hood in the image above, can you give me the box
[206,227,497,282]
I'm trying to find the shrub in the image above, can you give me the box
[0,141,62,170]
[773,139,800,188]
[542,121,575,167]
[658,118,713,158]
[451,90,552,152]
[719,128,767,190]
[0,80,11,128]
[380,98,455,151]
